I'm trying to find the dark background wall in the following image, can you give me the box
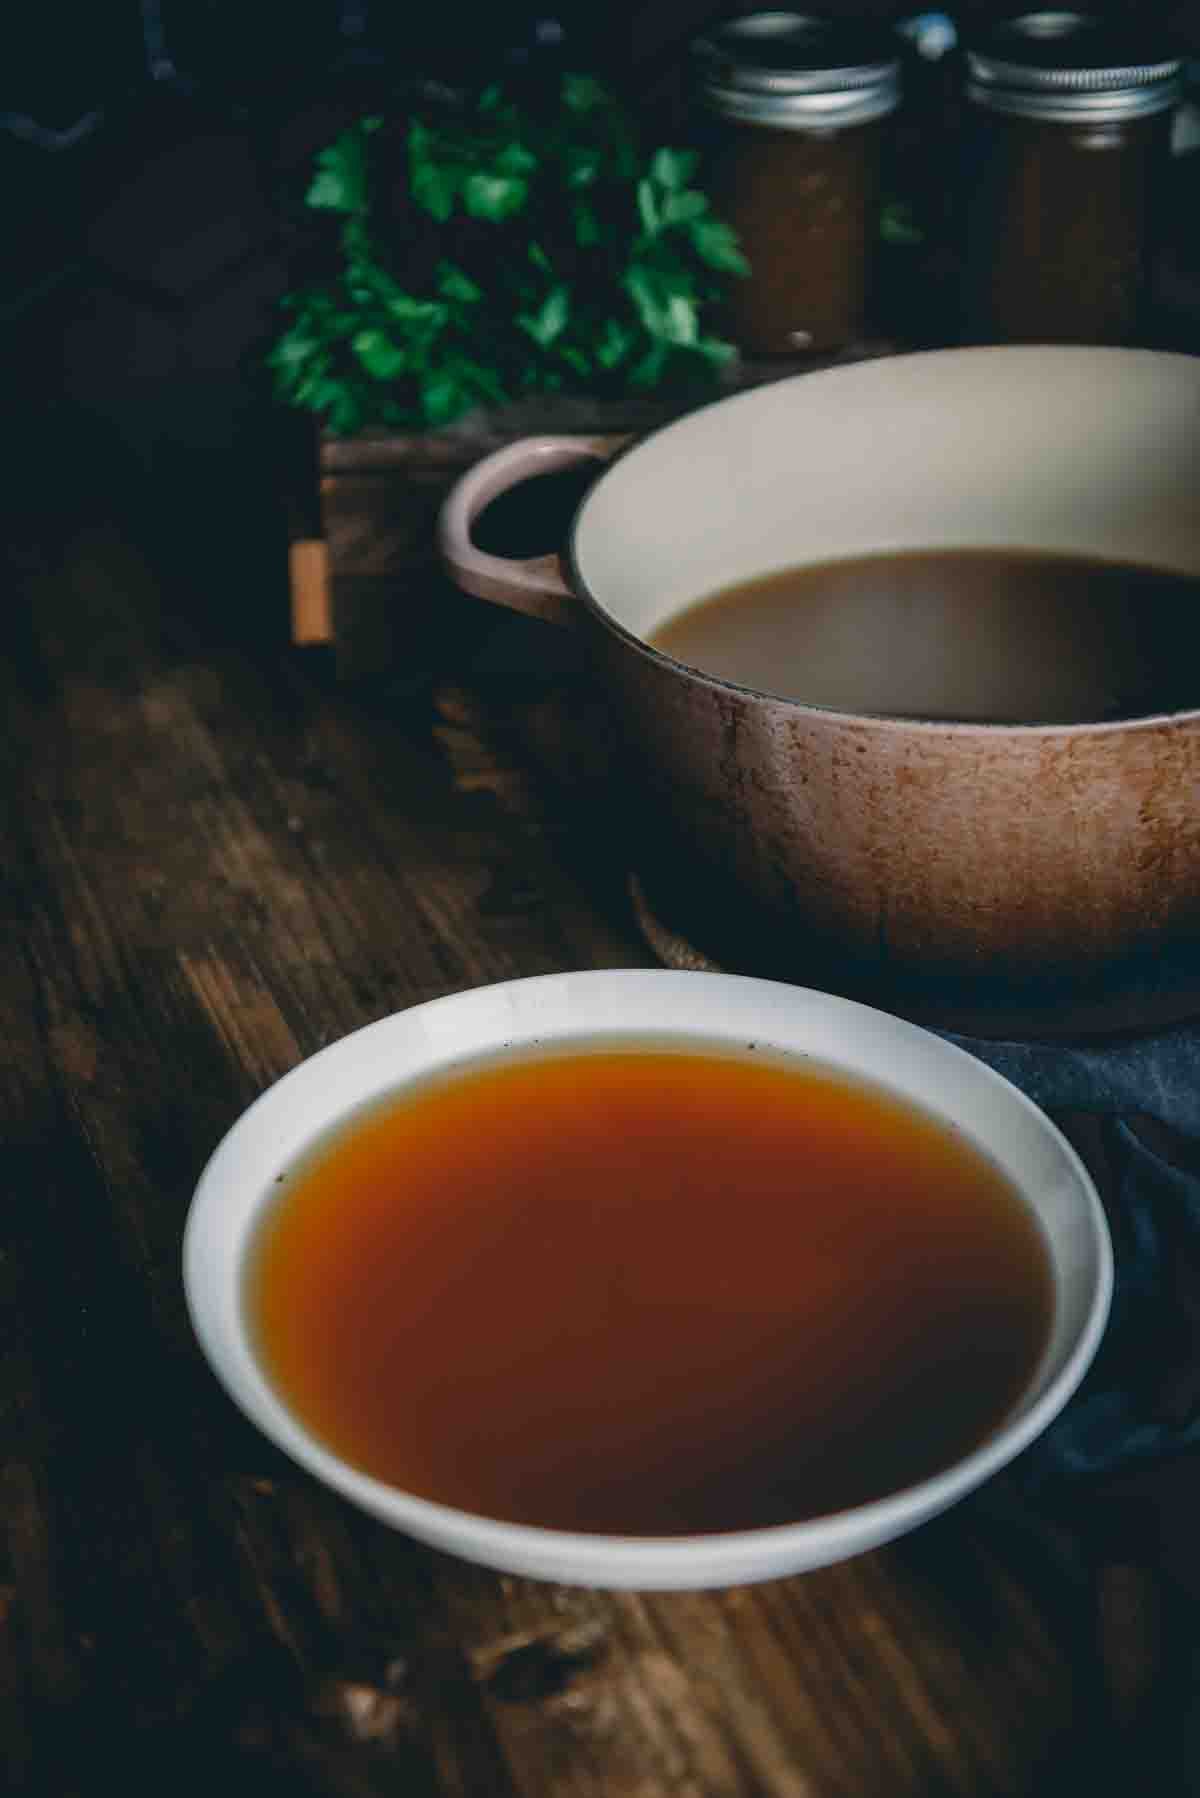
[4,2,1195,581]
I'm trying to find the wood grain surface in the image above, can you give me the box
[0,496,1190,1796]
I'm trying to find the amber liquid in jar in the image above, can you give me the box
[691,12,900,357]
[710,117,885,353]
[960,10,1182,346]
[965,109,1170,343]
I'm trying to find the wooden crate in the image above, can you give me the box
[290,425,514,682]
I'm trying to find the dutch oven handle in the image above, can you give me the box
[438,435,627,628]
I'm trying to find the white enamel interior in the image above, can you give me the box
[571,347,1200,641]
[184,969,1111,1590]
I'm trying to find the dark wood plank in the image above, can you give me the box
[0,522,611,1794]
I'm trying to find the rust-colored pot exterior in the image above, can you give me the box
[441,349,1200,1035]
[599,630,1200,1032]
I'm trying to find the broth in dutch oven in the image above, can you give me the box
[650,548,1200,723]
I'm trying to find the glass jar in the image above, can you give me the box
[691,12,902,355]
[961,11,1183,344]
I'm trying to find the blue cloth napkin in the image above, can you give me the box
[942,1024,1200,1491]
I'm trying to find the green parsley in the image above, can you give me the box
[268,77,749,435]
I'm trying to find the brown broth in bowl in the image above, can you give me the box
[648,548,1200,722]
[247,1042,1053,1536]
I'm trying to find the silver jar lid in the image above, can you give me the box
[966,11,1184,122]
[692,12,902,130]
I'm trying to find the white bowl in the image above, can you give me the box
[183,969,1112,1590]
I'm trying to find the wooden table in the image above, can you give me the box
[3,485,1198,1797]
